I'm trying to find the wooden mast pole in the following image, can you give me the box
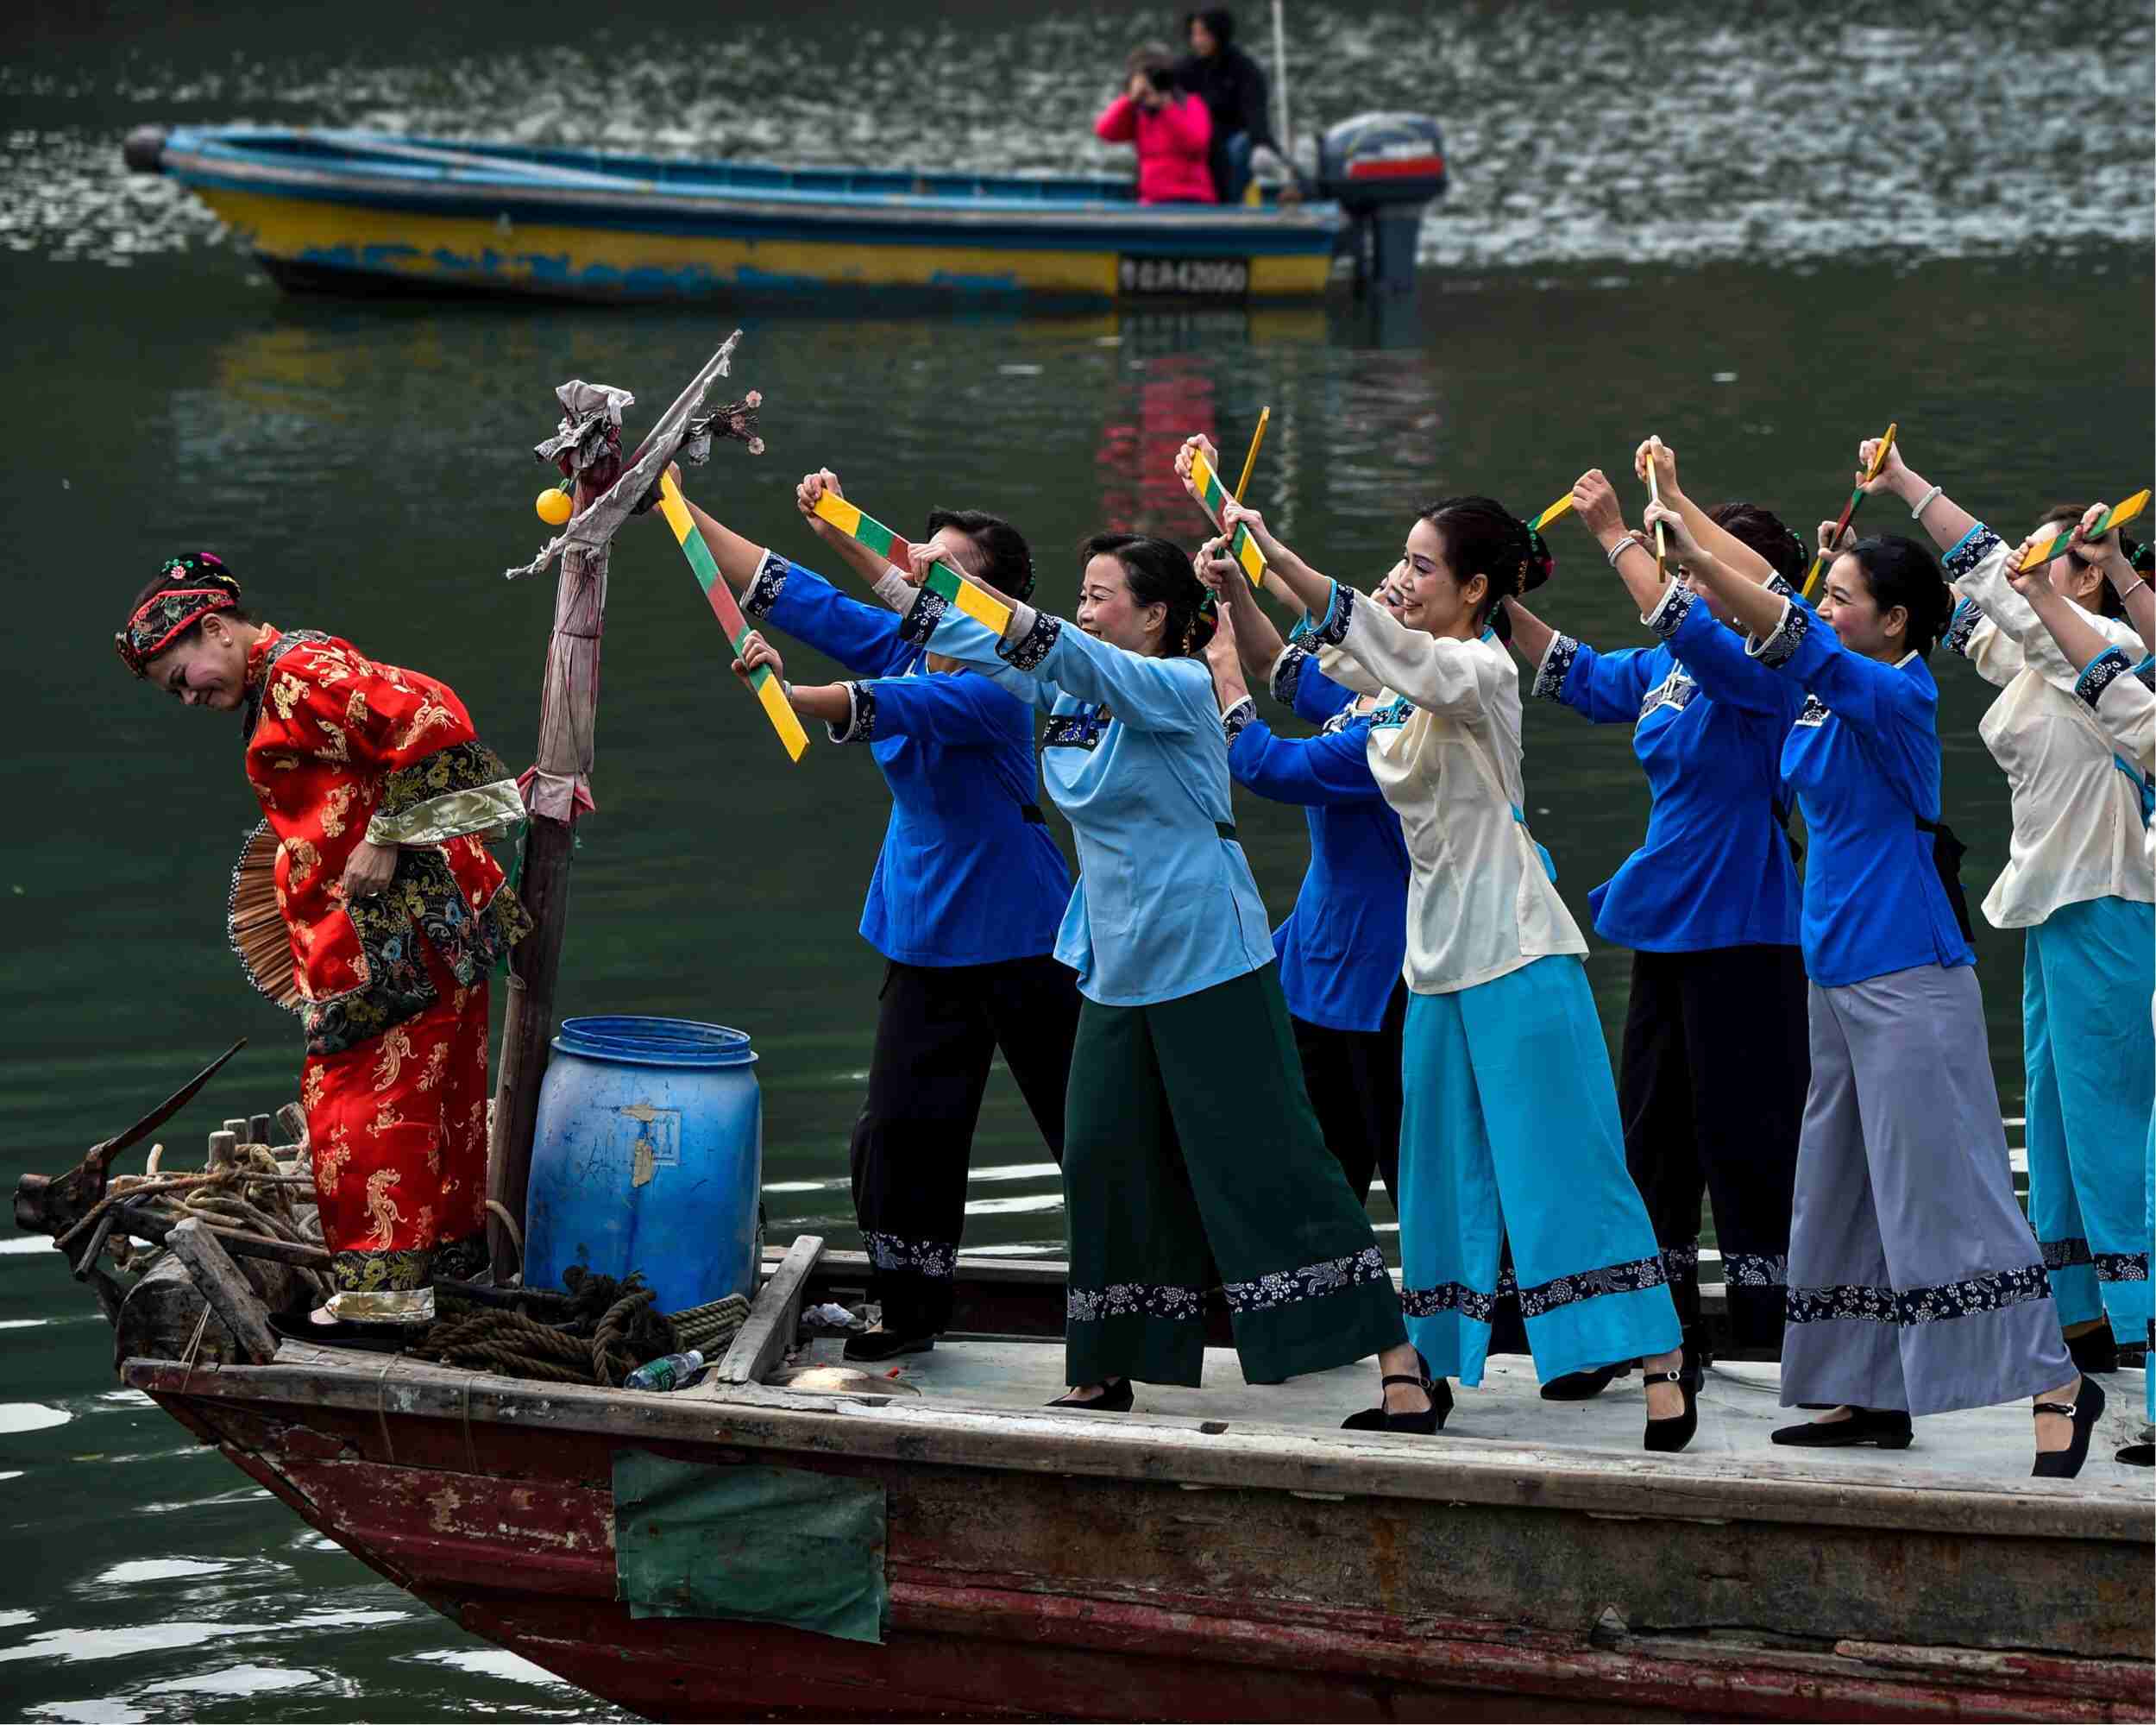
[485,337,748,1283]
[485,521,605,1281]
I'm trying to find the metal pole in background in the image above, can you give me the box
[1271,0,1293,161]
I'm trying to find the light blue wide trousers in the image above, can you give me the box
[1397,955,1681,1388]
[2022,895,2155,1338]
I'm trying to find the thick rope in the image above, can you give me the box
[408,1269,701,1387]
[104,1143,331,1302]
[672,1294,751,1352]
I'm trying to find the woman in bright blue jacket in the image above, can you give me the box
[1644,492,2097,1478]
[665,476,1078,1362]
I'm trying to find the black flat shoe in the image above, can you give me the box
[2067,1324,2118,1375]
[2115,1441,2154,1467]
[1342,1374,1450,1435]
[1540,1360,1631,1401]
[2032,1375,2104,1479]
[1770,1407,1914,1449]
[842,1328,936,1363]
[1642,1368,1697,1453]
[1047,1378,1133,1412]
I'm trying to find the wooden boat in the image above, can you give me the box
[123,125,1387,305]
[114,1239,2154,1722]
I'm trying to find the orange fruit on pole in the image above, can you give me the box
[536,486,574,526]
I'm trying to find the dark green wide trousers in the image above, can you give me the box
[1061,963,1407,1387]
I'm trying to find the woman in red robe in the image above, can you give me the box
[116,553,528,1332]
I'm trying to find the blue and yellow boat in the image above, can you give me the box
[124,123,1444,305]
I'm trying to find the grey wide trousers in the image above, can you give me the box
[1781,961,2072,1416]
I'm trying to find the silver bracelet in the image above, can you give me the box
[1606,534,1642,569]
[1909,483,1943,519]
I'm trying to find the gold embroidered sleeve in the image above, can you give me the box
[364,742,524,847]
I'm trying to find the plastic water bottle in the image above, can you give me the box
[623,1349,707,1393]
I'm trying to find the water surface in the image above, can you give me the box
[2,1,2150,1717]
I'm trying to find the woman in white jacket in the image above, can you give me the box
[1195,471,1694,1451]
[1872,444,2154,1377]
[1999,507,2154,1469]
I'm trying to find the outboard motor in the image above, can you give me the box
[1314,113,1448,295]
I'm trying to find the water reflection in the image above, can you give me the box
[0,1404,72,1435]
[140,1665,322,1697]
[92,1560,230,1587]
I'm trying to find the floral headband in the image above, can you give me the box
[116,553,242,677]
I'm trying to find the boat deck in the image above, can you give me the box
[770,1332,2155,1496]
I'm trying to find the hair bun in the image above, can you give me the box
[1521,526,1555,593]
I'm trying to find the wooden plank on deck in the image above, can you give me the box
[716,1233,823,1384]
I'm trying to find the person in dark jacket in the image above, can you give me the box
[1177,9,1275,204]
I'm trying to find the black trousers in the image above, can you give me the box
[1290,981,1407,1213]
[1618,944,1808,1351]
[850,954,1081,1337]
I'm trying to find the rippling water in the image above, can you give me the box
[2,1,2151,1718]
[5,0,2150,271]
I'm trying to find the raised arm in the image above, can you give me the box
[729,630,1023,752]
[901,580,1213,734]
[1503,599,1556,666]
[794,468,908,601]
[1228,714,1386,806]
[1666,503,1924,738]
[1198,542,1292,689]
[1862,436,1982,557]
[2073,503,2156,657]
[673,488,766,595]
[2001,532,2131,679]
[1640,502,1787,645]
[1094,94,1139,143]
[1635,438,1778,585]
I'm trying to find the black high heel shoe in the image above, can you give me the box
[2032,1375,2104,1479]
[1046,1378,1133,1412]
[1342,1374,1451,1435]
[1642,1367,1697,1453]
[1539,1359,1632,1401]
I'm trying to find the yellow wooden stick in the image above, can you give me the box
[1644,441,1668,582]
[2016,488,2150,572]
[1526,494,1575,533]
[1186,443,1267,588]
[1801,421,1899,601]
[1234,407,1271,502]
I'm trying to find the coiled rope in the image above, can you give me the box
[406,1272,751,1388]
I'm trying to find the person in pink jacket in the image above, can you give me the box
[1095,45,1217,205]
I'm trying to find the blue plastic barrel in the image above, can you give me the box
[523,1017,762,1313]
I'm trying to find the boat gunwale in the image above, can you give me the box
[121,1345,2155,1547]
[160,131,1350,239]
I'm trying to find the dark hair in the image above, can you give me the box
[1126,41,1176,85]
[1184,9,1236,48]
[2039,504,2134,620]
[1077,532,1214,657]
[1834,534,1953,656]
[1417,496,1553,645]
[1707,501,1807,587]
[926,508,1035,601]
